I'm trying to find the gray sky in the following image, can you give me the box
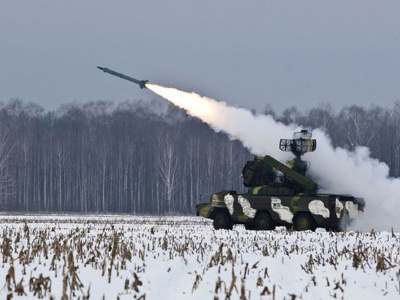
[1,1,400,113]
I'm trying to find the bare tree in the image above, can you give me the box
[157,131,182,212]
[279,106,302,125]
[0,128,14,208]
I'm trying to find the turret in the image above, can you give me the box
[242,130,318,195]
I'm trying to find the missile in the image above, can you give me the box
[97,66,148,89]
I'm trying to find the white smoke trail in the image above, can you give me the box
[147,84,400,231]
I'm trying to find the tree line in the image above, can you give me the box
[0,99,399,213]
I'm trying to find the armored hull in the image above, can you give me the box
[196,190,365,231]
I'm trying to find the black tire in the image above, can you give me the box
[285,224,293,231]
[329,213,350,232]
[328,225,342,232]
[213,211,233,230]
[293,213,317,231]
[254,211,275,231]
[244,223,255,230]
[339,214,351,231]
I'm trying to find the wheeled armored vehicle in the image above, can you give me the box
[196,130,365,231]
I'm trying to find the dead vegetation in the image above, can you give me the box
[0,216,399,299]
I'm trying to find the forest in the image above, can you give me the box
[0,98,399,213]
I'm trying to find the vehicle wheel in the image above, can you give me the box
[285,224,293,231]
[213,211,233,230]
[244,223,255,230]
[293,213,317,231]
[328,225,342,232]
[254,211,275,231]
[329,213,350,232]
[340,214,351,231]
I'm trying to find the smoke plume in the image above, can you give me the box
[147,84,400,231]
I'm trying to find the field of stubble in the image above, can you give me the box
[0,215,399,299]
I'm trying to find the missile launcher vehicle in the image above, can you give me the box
[196,130,365,231]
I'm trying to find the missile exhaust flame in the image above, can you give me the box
[146,83,400,231]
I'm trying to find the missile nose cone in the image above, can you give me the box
[97,66,106,72]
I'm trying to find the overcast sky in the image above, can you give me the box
[1,1,400,113]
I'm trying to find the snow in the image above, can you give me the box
[0,215,399,299]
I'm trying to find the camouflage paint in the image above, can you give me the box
[308,200,330,218]
[196,191,364,230]
[345,201,359,219]
[271,197,294,223]
[335,198,344,218]
[224,194,234,215]
[238,196,257,218]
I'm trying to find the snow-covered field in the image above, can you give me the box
[0,215,399,299]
